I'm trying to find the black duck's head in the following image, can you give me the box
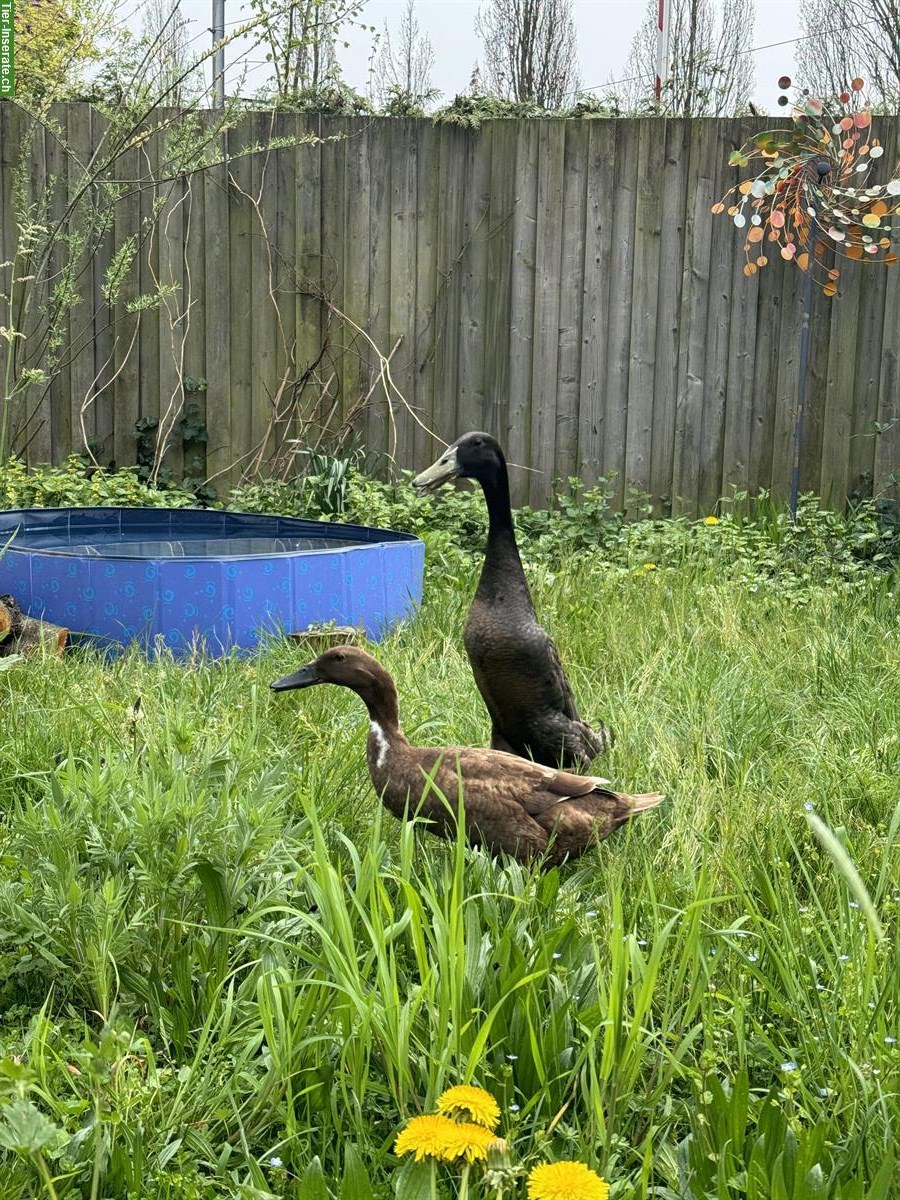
[413,432,505,494]
[270,645,391,697]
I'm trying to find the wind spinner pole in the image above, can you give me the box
[790,224,815,519]
[791,164,830,517]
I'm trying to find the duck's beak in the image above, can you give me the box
[413,445,459,495]
[270,662,319,691]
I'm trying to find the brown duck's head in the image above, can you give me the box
[270,645,392,697]
[413,432,506,494]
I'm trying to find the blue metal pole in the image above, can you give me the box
[789,241,815,521]
[790,160,830,521]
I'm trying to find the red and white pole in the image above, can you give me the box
[655,0,671,104]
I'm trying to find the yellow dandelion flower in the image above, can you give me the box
[527,1161,610,1200]
[437,1121,496,1163]
[642,563,657,571]
[437,1085,501,1130]
[394,1115,459,1162]
[704,515,720,525]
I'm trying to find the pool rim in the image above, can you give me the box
[0,504,421,563]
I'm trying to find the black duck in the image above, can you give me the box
[413,432,612,770]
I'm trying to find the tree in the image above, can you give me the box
[92,0,202,109]
[475,0,580,108]
[248,0,369,97]
[618,0,755,116]
[136,0,201,107]
[796,0,900,104]
[371,0,437,111]
[12,0,105,104]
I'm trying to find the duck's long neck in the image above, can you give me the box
[476,464,532,604]
[356,677,402,736]
[355,672,409,786]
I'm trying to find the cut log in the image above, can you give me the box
[0,595,68,658]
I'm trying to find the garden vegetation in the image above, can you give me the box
[0,459,897,1198]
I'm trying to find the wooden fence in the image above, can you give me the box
[1,103,899,510]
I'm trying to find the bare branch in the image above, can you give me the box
[476,0,580,108]
[796,0,900,105]
[371,0,438,110]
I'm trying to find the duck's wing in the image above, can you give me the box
[514,763,611,816]
[444,749,603,816]
[410,748,661,861]
[493,755,664,858]
[464,607,581,728]
[540,629,581,720]
[409,748,551,859]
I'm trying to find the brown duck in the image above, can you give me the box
[271,647,663,866]
[413,432,612,770]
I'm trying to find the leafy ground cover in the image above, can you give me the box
[0,461,898,1198]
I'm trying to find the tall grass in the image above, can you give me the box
[0,553,898,1198]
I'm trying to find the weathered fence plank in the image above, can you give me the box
[577,120,616,487]
[183,169,207,482]
[293,114,323,454]
[227,123,254,479]
[319,116,346,435]
[4,105,899,512]
[555,121,588,485]
[604,118,640,511]
[38,111,64,467]
[721,119,759,503]
[367,119,392,463]
[138,121,161,468]
[90,110,115,466]
[249,113,278,475]
[269,112,295,470]
[672,119,719,515]
[875,119,900,500]
[158,121,186,482]
[66,102,96,458]
[484,120,516,447]
[203,130,233,490]
[506,120,539,506]
[111,135,141,472]
[388,117,418,466]
[412,121,440,465]
[697,120,738,516]
[530,121,566,505]
[820,252,862,503]
[650,118,689,513]
[433,124,466,449]
[457,125,492,442]
[625,117,664,501]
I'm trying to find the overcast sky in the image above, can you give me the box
[172,0,801,110]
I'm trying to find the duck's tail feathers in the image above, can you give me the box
[584,721,614,757]
[623,790,666,813]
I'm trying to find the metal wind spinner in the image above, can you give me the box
[713,76,900,296]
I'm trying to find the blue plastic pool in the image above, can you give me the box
[0,507,424,656]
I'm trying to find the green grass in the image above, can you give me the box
[0,547,898,1199]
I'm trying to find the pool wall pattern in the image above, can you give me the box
[0,507,425,656]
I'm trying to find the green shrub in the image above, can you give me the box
[1,456,897,593]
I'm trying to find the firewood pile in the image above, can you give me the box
[0,595,68,658]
